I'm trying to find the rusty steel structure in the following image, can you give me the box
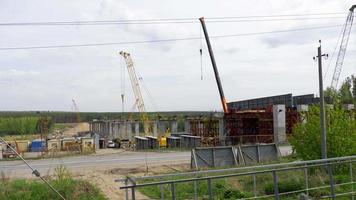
[188,115,220,146]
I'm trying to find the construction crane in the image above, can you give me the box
[119,51,151,135]
[199,17,229,114]
[71,98,84,133]
[330,5,355,89]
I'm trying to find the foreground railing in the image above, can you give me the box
[118,155,356,200]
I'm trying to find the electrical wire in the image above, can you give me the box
[0,12,346,26]
[0,24,347,51]
[0,16,345,26]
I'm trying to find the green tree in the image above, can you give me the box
[338,76,353,104]
[324,86,338,105]
[290,105,356,160]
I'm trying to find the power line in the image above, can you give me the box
[0,24,346,51]
[0,13,346,26]
[0,17,345,26]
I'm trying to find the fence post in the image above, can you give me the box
[124,179,129,200]
[171,183,176,200]
[194,180,198,200]
[127,177,136,200]
[272,171,279,200]
[207,178,213,200]
[160,178,164,200]
[303,164,309,196]
[350,159,354,200]
[212,148,215,167]
[253,174,257,197]
[327,162,335,199]
[131,187,136,200]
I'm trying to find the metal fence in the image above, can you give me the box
[118,155,356,200]
[191,144,279,170]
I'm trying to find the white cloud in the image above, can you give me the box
[0,0,355,111]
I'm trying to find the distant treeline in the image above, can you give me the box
[0,116,54,136]
[0,111,217,123]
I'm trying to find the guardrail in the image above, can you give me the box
[118,155,356,200]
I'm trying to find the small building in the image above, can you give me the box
[47,139,60,151]
[31,139,46,152]
[181,135,201,148]
[81,137,95,153]
[146,136,159,149]
[135,136,148,150]
[16,140,30,152]
[167,136,181,148]
[61,138,79,151]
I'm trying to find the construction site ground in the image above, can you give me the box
[0,145,293,199]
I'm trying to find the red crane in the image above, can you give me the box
[199,17,229,113]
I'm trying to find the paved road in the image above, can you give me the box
[0,151,191,177]
[0,146,292,178]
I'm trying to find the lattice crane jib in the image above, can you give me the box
[331,5,355,90]
[119,51,151,135]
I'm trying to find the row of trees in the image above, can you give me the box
[0,117,53,136]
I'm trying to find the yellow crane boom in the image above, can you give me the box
[119,51,151,135]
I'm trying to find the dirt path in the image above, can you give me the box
[62,122,89,136]
[73,163,190,200]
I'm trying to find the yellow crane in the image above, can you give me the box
[119,51,151,135]
[71,98,84,133]
[119,51,168,147]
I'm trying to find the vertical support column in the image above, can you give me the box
[184,119,190,134]
[218,117,225,145]
[135,122,140,137]
[152,121,158,137]
[113,122,119,139]
[109,121,114,139]
[273,105,286,144]
[126,122,132,141]
[171,120,178,134]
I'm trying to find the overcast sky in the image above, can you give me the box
[0,0,355,112]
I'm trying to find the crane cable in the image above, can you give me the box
[120,55,125,112]
[200,27,203,80]
[323,21,345,82]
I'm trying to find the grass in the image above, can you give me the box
[0,179,107,200]
[137,161,356,200]
[0,166,107,200]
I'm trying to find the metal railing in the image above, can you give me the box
[118,155,356,200]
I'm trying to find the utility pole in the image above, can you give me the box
[313,40,328,159]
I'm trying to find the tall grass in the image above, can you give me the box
[0,117,38,135]
[0,166,107,200]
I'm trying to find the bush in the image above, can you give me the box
[290,105,356,160]
[264,180,303,195]
[223,189,247,199]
